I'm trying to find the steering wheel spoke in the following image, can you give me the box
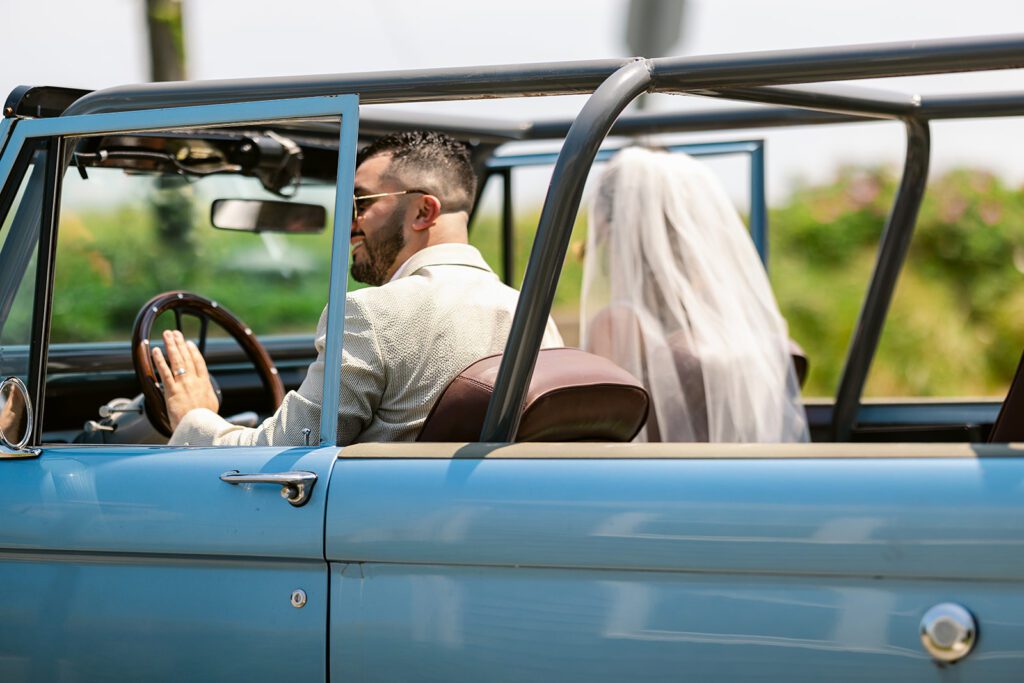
[132,290,285,437]
[197,313,209,356]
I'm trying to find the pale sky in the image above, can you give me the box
[2,0,1023,203]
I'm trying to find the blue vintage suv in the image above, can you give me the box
[1,34,1024,682]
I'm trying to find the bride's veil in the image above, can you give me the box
[580,147,809,443]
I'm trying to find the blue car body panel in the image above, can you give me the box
[325,451,1024,681]
[331,564,1024,682]
[0,446,336,681]
[324,455,1024,578]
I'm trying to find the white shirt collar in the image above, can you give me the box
[388,243,494,283]
[388,256,414,283]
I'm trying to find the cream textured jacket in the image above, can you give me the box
[169,243,564,446]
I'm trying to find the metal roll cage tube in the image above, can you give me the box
[919,92,1024,120]
[496,116,943,443]
[647,34,1024,91]
[521,90,1024,141]
[478,73,933,442]
[477,57,1001,442]
[479,59,654,441]
[832,118,931,441]
[60,34,1024,116]
[702,85,919,119]
[486,114,929,442]
[25,33,1023,443]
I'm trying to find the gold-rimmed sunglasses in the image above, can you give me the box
[352,189,429,222]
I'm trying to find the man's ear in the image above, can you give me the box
[410,195,443,232]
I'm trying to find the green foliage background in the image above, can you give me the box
[771,166,1024,397]
[43,165,1024,399]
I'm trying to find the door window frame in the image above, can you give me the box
[0,95,360,446]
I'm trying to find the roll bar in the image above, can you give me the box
[472,37,1023,442]
[523,90,1024,140]
[479,59,654,441]
[57,34,1024,116]
[832,119,931,441]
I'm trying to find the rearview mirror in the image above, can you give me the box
[0,377,33,452]
[211,199,326,234]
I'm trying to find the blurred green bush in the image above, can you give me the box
[771,166,1024,398]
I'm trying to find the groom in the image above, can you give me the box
[155,131,562,446]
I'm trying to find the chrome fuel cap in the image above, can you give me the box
[920,603,976,663]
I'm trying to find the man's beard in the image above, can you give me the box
[351,206,405,286]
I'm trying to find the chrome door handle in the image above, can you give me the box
[220,470,317,507]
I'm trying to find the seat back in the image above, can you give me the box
[644,334,808,443]
[989,349,1024,442]
[417,348,650,442]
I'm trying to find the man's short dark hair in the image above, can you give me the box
[357,131,477,215]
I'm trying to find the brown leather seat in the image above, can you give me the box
[989,349,1024,442]
[417,347,650,442]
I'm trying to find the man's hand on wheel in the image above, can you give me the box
[152,330,220,431]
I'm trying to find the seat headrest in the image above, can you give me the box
[417,347,650,442]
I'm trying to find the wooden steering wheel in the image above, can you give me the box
[131,291,285,437]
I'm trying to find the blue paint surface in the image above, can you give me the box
[332,563,1024,682]
[0,446,336,681]
[1,446,334,557]
[325,455,1024,680]
[3,558,327,682]
[326,456,1024,578]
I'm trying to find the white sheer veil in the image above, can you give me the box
[580,147,809,443]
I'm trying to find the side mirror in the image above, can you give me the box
[0,376,37,455]
[211,199,326,234]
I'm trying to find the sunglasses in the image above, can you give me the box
[352,189,429,222]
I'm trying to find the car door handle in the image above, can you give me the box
[220,470,317,507]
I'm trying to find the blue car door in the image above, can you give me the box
[0,95,359,681]
[1,446,336,681]
[325,443,1024,683]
